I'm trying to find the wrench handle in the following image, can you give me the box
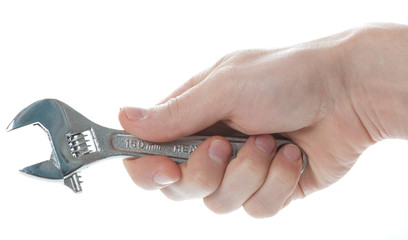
[109,133,307,173]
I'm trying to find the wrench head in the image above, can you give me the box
[7,99,101,192]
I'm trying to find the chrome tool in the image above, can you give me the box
[7,99,307,192]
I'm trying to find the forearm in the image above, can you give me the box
[341,23,408,141]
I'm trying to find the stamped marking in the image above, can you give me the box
[173,144,198,154]
[125,138,162,151]
[110,134,248,163]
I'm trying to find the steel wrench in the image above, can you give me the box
[7,99,307,193]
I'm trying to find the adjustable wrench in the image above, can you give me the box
[7,99,307,193]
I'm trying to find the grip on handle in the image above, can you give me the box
[110,133,307,173]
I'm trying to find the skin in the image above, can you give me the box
[118,23,408,218]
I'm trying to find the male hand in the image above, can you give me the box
[119,23,408,217]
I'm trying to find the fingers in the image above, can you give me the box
[119,56,233,143]
[242,144,303,218]
[203,135,277,213]
[160,136,232,200]
[123,135,304,218]
[123,156,181,190]
[204,138,303,218]
[123,136,232,198]
[124,135,277,206]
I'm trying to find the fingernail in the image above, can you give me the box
[255,135,276,154]
[283,144,301,162]
[208,140,230,164]
[153,172,177,186]
[124,107,147,120]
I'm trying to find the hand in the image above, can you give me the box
[118,23,408,217]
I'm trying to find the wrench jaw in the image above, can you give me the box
[19,151,83,192]
[7,99,100,193]
[20,160,64,180]
[20,162,83,192]
[15,128,85,192]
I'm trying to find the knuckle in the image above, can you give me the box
[243,201,280,218]
[160,187,189,201]
[211,64,237,83]
[243,206,266,218]
[241,158,261,176]
[213,53,232,67]
[248,208,279,219]
[273,158,302,189]
[236,156,270,182]
[223,49,265,67]
[275,173,295,190]
[164,97,186,136]
[211,52,246,79]
[203,197,232,215]
[166,97,181,120]
[274,166,299,191]
[188,169,220,196]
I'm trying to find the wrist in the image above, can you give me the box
[340,23,408,141]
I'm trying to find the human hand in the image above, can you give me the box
[118,23,408,217]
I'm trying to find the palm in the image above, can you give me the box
[285,101,372,197]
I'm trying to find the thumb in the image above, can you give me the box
[119,81,231,142]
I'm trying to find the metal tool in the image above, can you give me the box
[7,99,307,193]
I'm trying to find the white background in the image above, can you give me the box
[1,1,408,239]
